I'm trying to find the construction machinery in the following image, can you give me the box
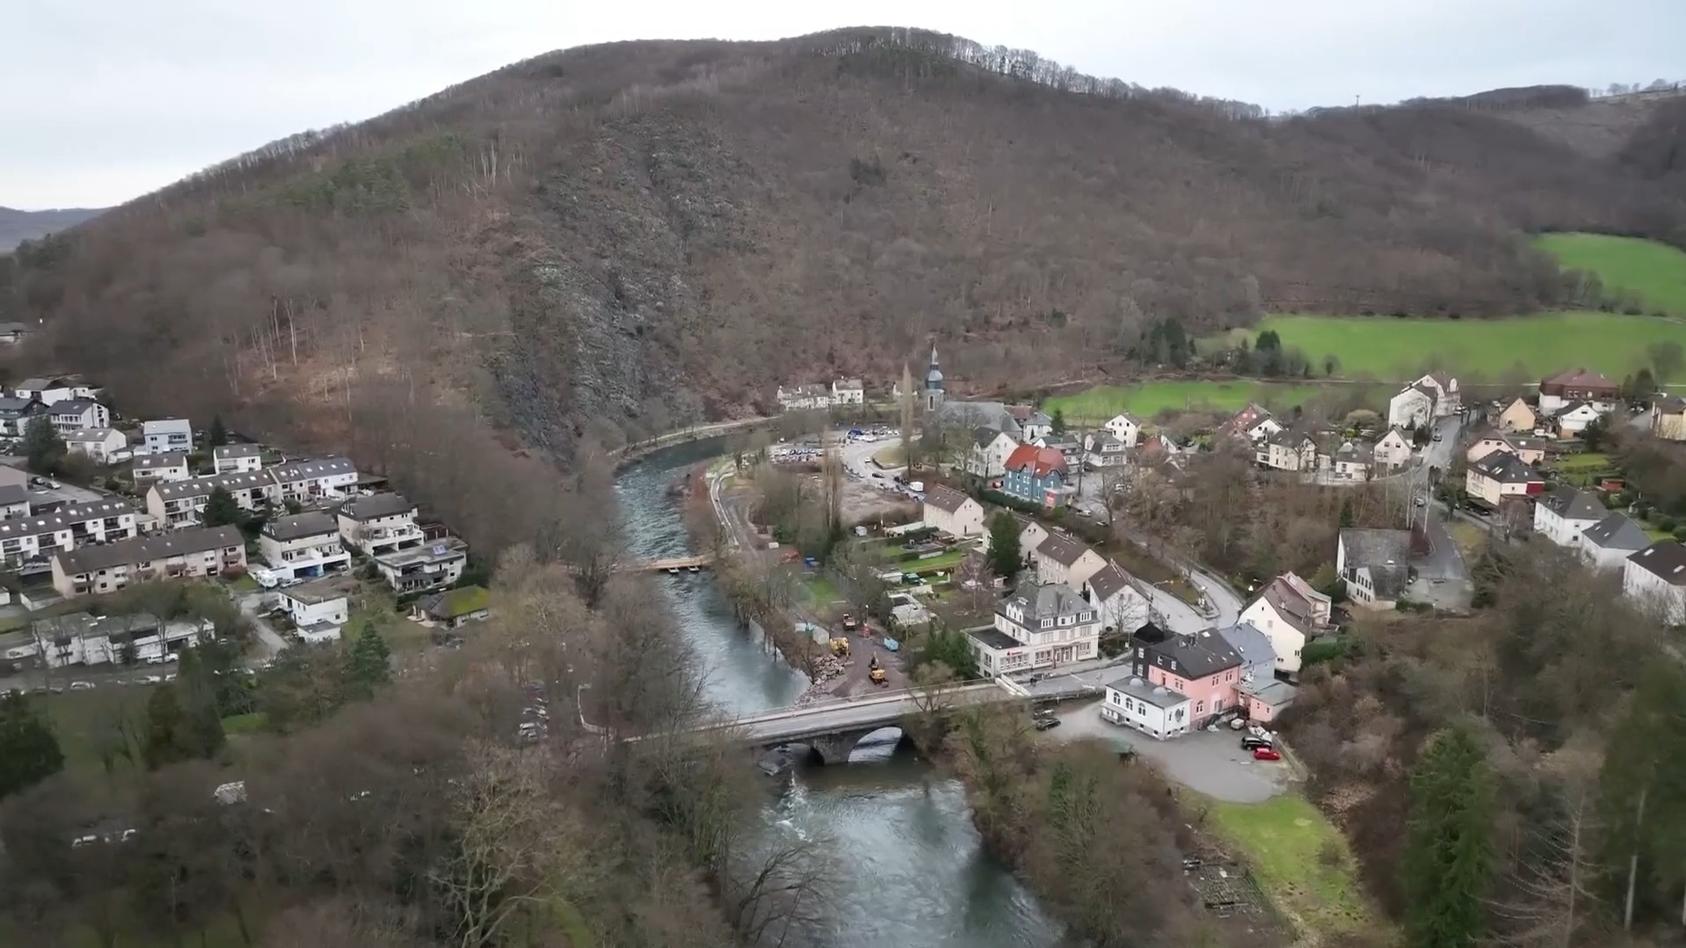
[868,654,888,686]
[830,638,851,658]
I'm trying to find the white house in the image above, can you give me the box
[1014,408,1055,443]
[1622,541,1686,625]
[1467,432,1547,466]
[1532,486,1606,548]
[64,428,127,464]
[267,457,358,503]
[1373,427,1412,470]
[212,443,263,474]
[966,428,1019,479]
[0,484,30,521]
[1387,384,1436,430]
[1539,368,1619,415]
[1337,528,1411,610]
[830,378,864,406]
[1083,436,1130,470]
[775,384,831,411]
[276,575,357,642]
[1549,402,1606,438]
[1101,412,1142,448]
[373,539,467,594]
[1238,572,1331,676]
[1030,532,1108,589]
[258,512,350,581]
[337,492,422,556]
[1578,513,1651,571]
[22,613,213,668]
[1465,451,1543,507]
[969,582,1100,675]
[1319,439,1373,481]
[1100,675,1191,740]
[146,470,276,528]
[0,499,140,570]
[1082,561,1150,633]
[1257,430,1317,472]
[0,397,46,437]
[141,418,193,456]
[49,399,110,434]
[920,485,986,539]
[1408,373,1461,417]
[132,452,191,484]
[13,376,96,406]
[1221,404,1281,442]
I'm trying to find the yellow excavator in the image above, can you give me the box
[869,654,888,686]
[830,638,851,658]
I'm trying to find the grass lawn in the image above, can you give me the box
[1199,792,1385,943]
[802,573,840,607]
[1449,521,1490,563]
[40,687,151,788]
[1550,451,1617,486]
[872,443,907,467]
[1205,311,1686,383]
[1534,232,1686,317]
[1043,380,1324,423]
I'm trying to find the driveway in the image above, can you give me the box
[239,592,290,662]
[1045,699,1294,803]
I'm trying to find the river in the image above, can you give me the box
[615,439,1063,948]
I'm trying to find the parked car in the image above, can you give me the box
[69,681,95,691]
[1240,735,1273,751]
[1252,746,1282,761]
[1033,717,1061,731]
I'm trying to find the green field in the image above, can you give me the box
[1201,792,1384,942]
[1535,232,1686,317]
[1042,380,1322,422]
[1206,311,1686,382]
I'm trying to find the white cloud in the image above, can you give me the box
[4,0,1682,207]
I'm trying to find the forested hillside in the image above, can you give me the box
[3,27,1682,554]
[0,206,104,251]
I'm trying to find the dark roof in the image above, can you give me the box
[1104,675,1188,708]
[0,484,27,507]
[1538,486,1605,522]
[262,512,338,541]
[1655,395,1686,414]
[1340,528,1411,568]
[0,499,136,539]
[1035,532,1093,567]
[419,585,491,619]
[998,582,1092,625]
[1143,629,1243,679]
[55,526,242,574]
[1581,513,1649,552]
[1470,451,1538,484]
[281,574,361,605]
[967,626,1022,651]
[923,484,974,515]
[1085,561,1138,603]
[1551,401,1601,419]
[213,443,262,459]
[0,396,43,415]
[133,452,189,470]
[1627,541,1686,585]
[973,426,1002,448]
[1254,574,1327,636]
[1132,621,1172,645]
[339,492,414,521]
[1540,368,1618,391]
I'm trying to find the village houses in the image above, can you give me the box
[1082,435,1130,470]
[1337,528,1411,609]
[1466,430,1548,466]
[830,378,864,406]
[1100,411,1142,448]
[48,398,110,434]
[213,443,264,473]
[275,575,358,643]
[1130,629,1245,728]
[1578,513,1651,571]
[51,525,247,598]
[1101,676,1191,740]
[1651,396,1686,442]
[986,513,1050,566]
[1495,397,1538,433]
[0,484,30,521]
[1219,403,1282,443]
[1548,402,1607,438]
[965,427,1019,479]
[1539,368,1619,415]
[0,500,140,570]
[1386,372,1460,430]
[1001,444,1070,508]
[13,376,97,406]
[1373,427,1412,470]
[373,539,467,594]
[1533,486,1607,547]
[411,585,493,630]
[920,485,986,540]
[64,428,127,464]
[3,613,213,668]
[337,492,423,556]
[1030,532,1108,588]
[1239,572,1332,676]
[0,396,46,437]
[1318,438,1373,481]
[1621,541,1686,625]
[969,581,1100,676]
[147,470,275,528]
[1256,429,1317,472]
[132,452,191,484]
[1465,451,1545,508]
[1081,561,1150,633]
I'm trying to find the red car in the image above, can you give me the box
[1252,746,1281,762]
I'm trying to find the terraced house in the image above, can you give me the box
[337,492,422,556]
[147,470,276,527]
[51,526,246,598]
[258,512,350,581]
[0,500,139,571]
[132,451,191,483]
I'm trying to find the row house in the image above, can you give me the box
[132,452,191,484]
[147,470,274,528]
[337,492,422,556]
[968,581,1100,675]
[374,538,467,594]
[213,443,264,474]
[49,398,110,434]
[0,396,46,437]
[258,512,350,581]
[775,384,831,411]
[51,525,247,598]
[268,456,357,503]
[141,418,193,455]
[64,428,127,463]
[0,499,139,571]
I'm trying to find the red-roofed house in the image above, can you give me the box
[1002,445,1070,509]
[1539,368,1618,414]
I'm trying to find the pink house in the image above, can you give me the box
[1133,629,1245,725]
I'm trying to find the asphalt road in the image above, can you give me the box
[706,681,1007,743]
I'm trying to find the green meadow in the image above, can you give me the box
[1534,232,1686,316]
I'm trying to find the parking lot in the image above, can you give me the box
[1046,698,1294,803]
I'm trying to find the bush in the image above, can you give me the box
[1300,638,1351,668]
[1674,526,1686,542]
[1657,516,1678,533]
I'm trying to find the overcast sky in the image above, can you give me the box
[6,0,1683,209]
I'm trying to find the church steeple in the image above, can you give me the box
[924,343,944,412]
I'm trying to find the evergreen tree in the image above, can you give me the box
[343,622,392,695]
[0,691,64,798]
[207,414,228,447]
[201,486,241,527]
[22,414,64,474]
[1404,722,1496,948]
[143,686,191,770]
[1339,498,1355,528]
[1050,408,1067,435]
[987,511,1021,581]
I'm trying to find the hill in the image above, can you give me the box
[0,205,105,251]
[1533,232,1686,315]
[2,28,1684,551]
